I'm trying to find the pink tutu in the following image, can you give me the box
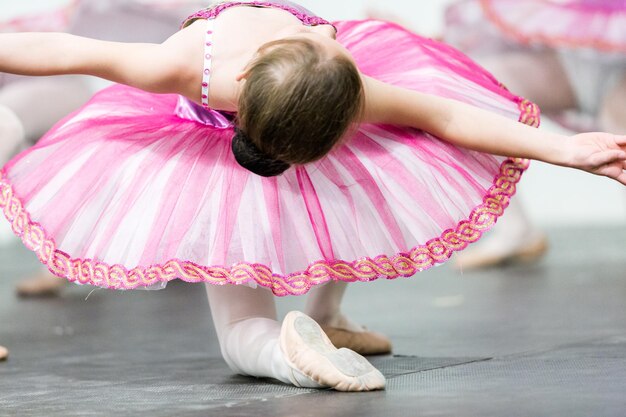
[445,0,626,116]
[0,19,539,296]
[446,0,626,53]
[0,1,79,33]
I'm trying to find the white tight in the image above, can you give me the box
[0,105,24,165]
[600,72,626,133]
[204,284,291,382]
[477,51,626,132]
[204,281,349,382]
[0,76,92,162]
[476,51,578,114]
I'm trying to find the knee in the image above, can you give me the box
[0,105,26,146]
[216,331,237,373]
[599,73,626,133]
[219,348,245,375]
[213,317,281,376]
[215,322,248,376]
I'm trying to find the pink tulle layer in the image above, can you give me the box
[0,19,539,295]
[447,0,626,53]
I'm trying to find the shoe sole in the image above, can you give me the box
[280,311,386,392]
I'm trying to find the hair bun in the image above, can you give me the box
[232,128,291,177]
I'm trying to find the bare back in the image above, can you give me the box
[169,5,336,111]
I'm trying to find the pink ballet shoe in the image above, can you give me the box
[322,326,392,356]
[454,233,549,270]
[0,345,8,361]
[16,273,67,298]
[280,311,386,392]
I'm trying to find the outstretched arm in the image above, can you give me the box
[362,76,626,185]
[0,21,204,98]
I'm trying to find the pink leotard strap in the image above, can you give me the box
[201,19,216,108]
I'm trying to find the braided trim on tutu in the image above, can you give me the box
[0,99,539,296]
[480,0,626,53]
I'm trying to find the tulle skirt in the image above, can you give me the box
[0,19,539,296]
[446,0,626,53]
[445,0,626,115]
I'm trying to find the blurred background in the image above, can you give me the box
[1,3,624,414]
[0,0,624,238]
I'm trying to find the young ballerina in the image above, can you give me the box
[444,0,626,269]
[1,0,392,358]
[1,0,625,391]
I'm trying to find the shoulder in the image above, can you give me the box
[162,19,207,56]
[156,20,207,97]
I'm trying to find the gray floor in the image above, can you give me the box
[1,226,625,417]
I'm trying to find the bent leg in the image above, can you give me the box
[204,284,295,383]
[599,71,626,133]
[305,281,392,355]
[305,281,354,329]
[0,105,25,164]
[454,198,548,270]
[477,50,577,114]
[15,271,67,298]
[0,76,92,142]
[204,283,385,391]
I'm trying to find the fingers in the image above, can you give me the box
[614,171,626,186]
[591,150,626,186]
[590,150,626,167]
[614,135,626,146]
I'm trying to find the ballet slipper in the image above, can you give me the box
[454,233,548,270]
[322,326,392,356]
[280,311,386,392]
[0,345,8,361]
[16,272,67,298]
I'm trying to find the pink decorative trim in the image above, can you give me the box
[182,1,333,29]
[480,0,626,53]
[201,19,215,108]
[0,98,539,296]
[0,0,80,32]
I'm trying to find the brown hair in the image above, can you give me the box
[234,38,364,177]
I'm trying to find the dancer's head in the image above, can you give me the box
[233,36,364,177]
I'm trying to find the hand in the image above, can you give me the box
[565,133,626,185]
